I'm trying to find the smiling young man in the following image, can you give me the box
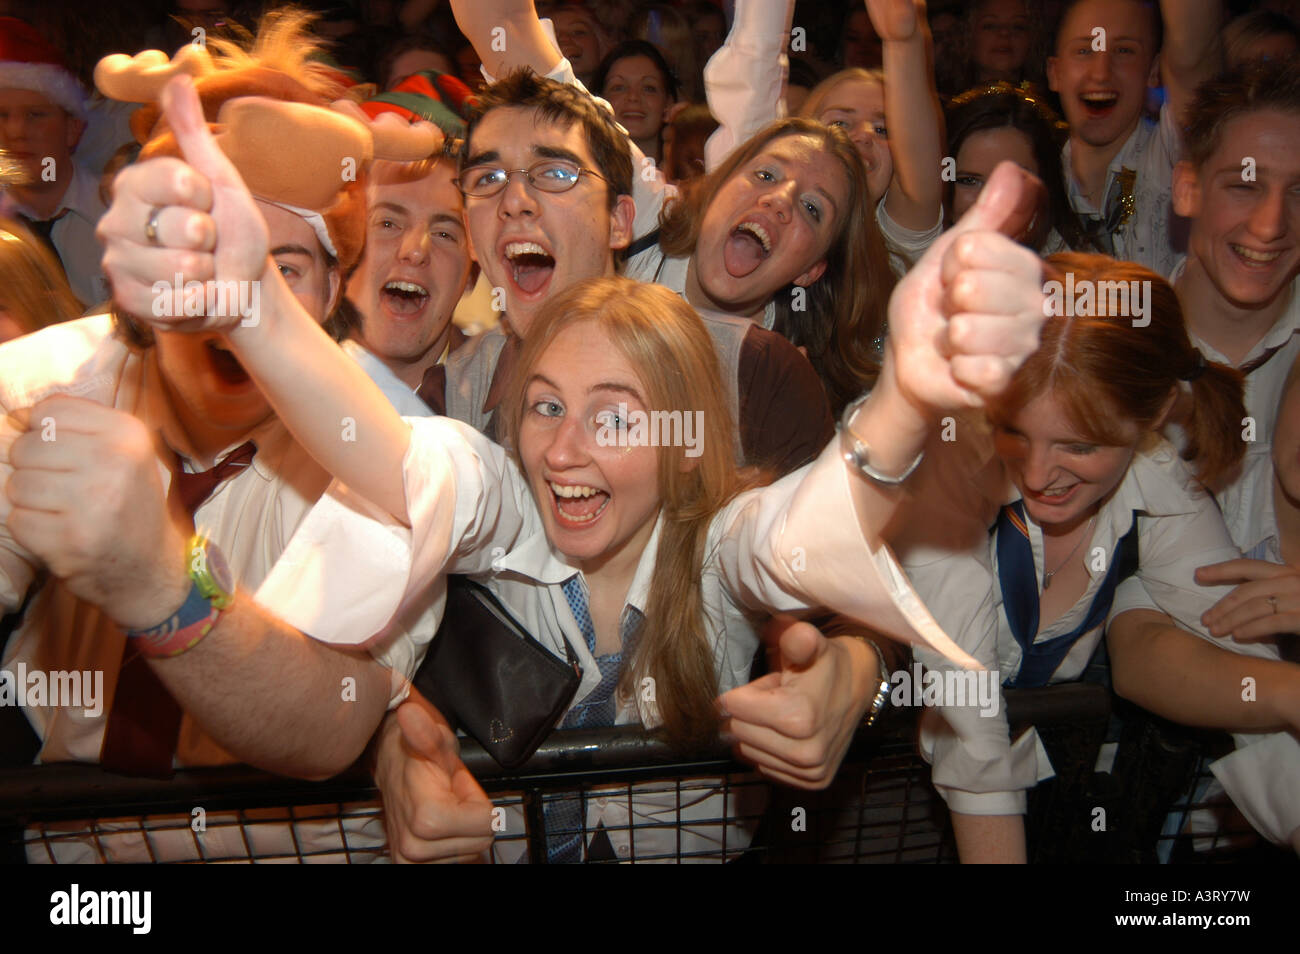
[1049,0,1222,276]
[339,156,474,398]
[331,73,479,401]
[1170,61,1300,463]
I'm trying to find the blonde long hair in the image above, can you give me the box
[0,218,83,337]
[499,276,757,749]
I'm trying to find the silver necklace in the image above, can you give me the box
[1042,516,1096,590]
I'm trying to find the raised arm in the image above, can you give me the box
[1159,0,1223,125]
[871,0,945,231]
[100,76,411,521]
[449,0,562,77]
[701,0,796,170]
[719,162,1044,663]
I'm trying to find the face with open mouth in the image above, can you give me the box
[688,133,848,319]
[518,320,662,568]
[462,107,635,336]
[1048,0,1158,149]
[1177,110,1300,312]
[154,202,338,452]
[811,77,892,202]
[993,390,1139,536]
[347,161,472,385]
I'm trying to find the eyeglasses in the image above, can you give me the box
[457,158,606,198]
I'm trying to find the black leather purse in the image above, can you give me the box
[413,575,582,769]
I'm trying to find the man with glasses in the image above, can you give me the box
[427,70,833,476]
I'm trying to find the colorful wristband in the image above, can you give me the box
[126,580,223,658]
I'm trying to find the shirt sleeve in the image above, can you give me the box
[1106,488,1244,641]
[714,435,979,668]
[701,0,794,171]
[254,416,535,693]
[736,325,833,473]
[876,196,944,277]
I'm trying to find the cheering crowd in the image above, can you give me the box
[0,0,1298,864]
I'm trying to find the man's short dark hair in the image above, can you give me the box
[461,69,634,209]
[1052,0,1163,60]
[1183,58,1300,169]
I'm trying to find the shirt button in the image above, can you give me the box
[617,844,629,857]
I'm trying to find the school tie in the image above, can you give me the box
[99,442,257,777]
[994,501,1139,689]
[544,576,643,863]
[1079,168,1134,256]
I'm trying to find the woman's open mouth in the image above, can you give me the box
[549,480,610,526]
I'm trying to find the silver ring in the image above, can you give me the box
[144,206,163,246]
[1267,596,1279,614]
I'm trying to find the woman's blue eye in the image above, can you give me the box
[1067,444,1098,455]
[873,124,888,137]
[803,200,821,222]
[754,168,775,182]
[596,409,626,430]
[532,400,564,418]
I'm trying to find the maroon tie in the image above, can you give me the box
[99,442,256,777]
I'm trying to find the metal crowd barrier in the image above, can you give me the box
[0,685,1284,863]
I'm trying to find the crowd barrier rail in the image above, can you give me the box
[0,684,1282,863]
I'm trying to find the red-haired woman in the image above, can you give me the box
[909,253,1300,860]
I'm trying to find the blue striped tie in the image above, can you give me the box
[544,576,643,862]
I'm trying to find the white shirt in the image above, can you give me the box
[6,161,109,309]
[0,315,429,862]
[876,198,944,277]
[1195,443,1300,845]
[1062,104,1184,279]
[340,339,433,416]
[256,417,972,860]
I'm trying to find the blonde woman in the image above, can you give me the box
[0,218,83,342]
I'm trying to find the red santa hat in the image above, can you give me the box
[0,17,88,120]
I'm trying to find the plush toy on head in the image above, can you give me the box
[94,8,444,274]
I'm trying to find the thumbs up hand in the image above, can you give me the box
[374,691,496,864]
[718,617,882,790]
[883,160,1047,418]
[97,74,270,332]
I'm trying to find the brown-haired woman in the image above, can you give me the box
[637,117,896,416]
